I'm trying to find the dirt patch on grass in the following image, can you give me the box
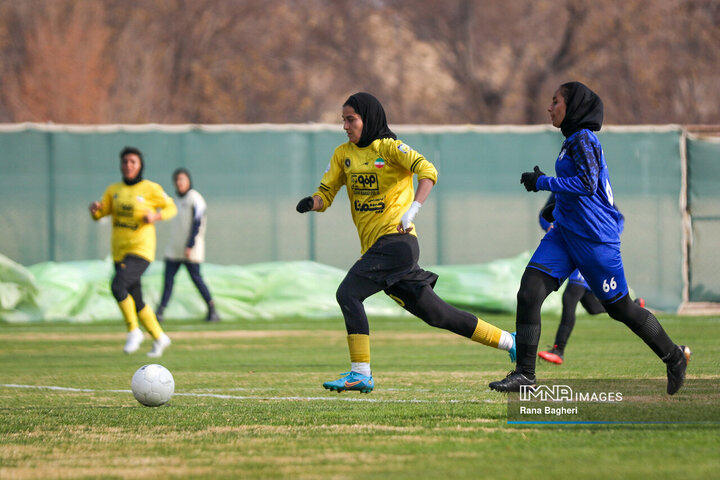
[1,330,338,342]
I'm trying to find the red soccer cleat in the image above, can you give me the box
[538,345,564,365]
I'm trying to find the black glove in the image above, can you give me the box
[296,196,314,213]
[520,165,545,192]
[541,201,555,223]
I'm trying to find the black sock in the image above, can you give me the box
[516,325,541,377]
[515,269,558,377]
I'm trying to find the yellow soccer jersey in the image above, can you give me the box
[313,137,438,253]
[91,180,177,262]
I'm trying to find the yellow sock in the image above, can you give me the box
[347,334,371,363]
[138,305,164,340]
[118,296,139,331]
[470,317,502,348]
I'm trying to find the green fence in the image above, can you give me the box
[686,134,720,303]
[0,123,715,312]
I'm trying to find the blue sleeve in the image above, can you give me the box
[185,202,204,249]
[536,133,600,196]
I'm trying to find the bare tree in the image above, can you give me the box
[0,0,718,124]
[1,0,114,123]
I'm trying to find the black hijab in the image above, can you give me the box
[172,167,192,197]
[559,82,603,138]
[343,92,396,148]
[120,146,144,186]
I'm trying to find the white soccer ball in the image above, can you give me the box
[131,364,175,407]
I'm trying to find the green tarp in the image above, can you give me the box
[0,252,566,323]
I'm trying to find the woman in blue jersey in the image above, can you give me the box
[489,82,690,394]
[296,92,516,393]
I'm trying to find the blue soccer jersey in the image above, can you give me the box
[535,130,622,243]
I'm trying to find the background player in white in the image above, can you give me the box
[156,168,220,323]
[296,92,516,394]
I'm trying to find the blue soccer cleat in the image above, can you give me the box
[508,332,517,363]
[323,371,374,393]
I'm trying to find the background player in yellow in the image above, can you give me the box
[89,146,177,357]
[296,92,516,393]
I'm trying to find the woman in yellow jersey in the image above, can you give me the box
[89,147,177,357]
[296,92,516,393]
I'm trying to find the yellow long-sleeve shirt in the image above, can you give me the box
[313,138,438,253]
[91,180,177,262]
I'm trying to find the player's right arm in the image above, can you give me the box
[89,186,113,220]
[310,147,347,212]
[536,132,601,196]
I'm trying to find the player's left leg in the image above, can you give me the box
[603,295,690,395]
[384,282,516,361]
[135,285,171,358]
[120,256,171,357]
[574,238,690,395]
[185,262,219,322]
[156,259,181,322]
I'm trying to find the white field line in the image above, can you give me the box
[1,383,500,404]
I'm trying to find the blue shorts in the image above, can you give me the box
[528,224,628,303]
[567,269,590,290]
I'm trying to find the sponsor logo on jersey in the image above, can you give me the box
[558,148,566,161]
[118,203,134,218]
[113,220,139,230]
[351,173,379,195]
[136,196,145,203]
[397,143,411,154]
[354,198,385,213]
[374,158,385,168]
[345,158,351,167]
[324,162,331,173]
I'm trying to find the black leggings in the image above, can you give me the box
[336,272,478,338]
[111,255,149,311]
[554,283,606,350]
[159,259,213,308]
[515,267,676,375]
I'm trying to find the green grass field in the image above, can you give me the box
[1,313,719,479]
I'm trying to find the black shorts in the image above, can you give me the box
[348,234,437,291]
[114,254,150,284]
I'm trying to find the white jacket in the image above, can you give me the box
[164,189,207,263]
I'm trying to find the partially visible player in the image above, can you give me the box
[89,146,176,357]
[156,168,220,323]
[536,193,645,365]
[296,92,516,394]
[489,82,690,395]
